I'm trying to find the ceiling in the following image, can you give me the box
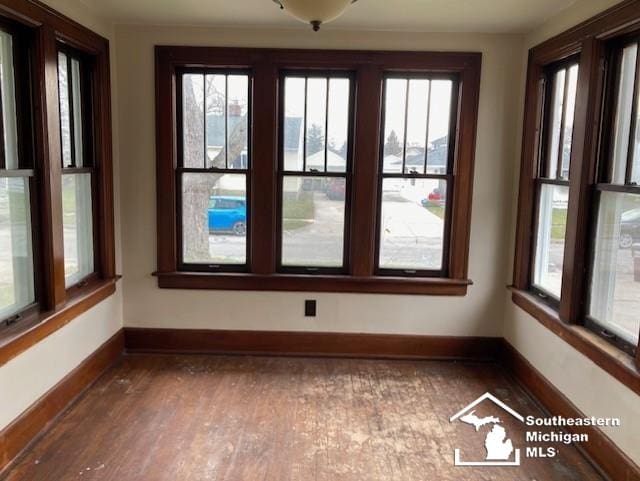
[79,0,579,33]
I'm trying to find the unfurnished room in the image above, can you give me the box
[0,0,639,480]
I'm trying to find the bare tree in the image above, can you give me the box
[182,76,247,262]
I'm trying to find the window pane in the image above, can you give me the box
[326,78,349,173]
[205,74,225,168]
[305,78,327,171]
[426,80,453,174]
[0,177,34,318]
[382,79,407,173]
[404,80,428,174]
[182,173,247,265]
[560,64,578,179]
[63,173,94,286]
[378,178,447,270]
[611,45,637,184]
[182,73,205,168]
[283,77,305,171]
[545,69,566,179]
[532,184,568,297]
[0,31,19,170]
[281,176,345,268]
[589,192,640,345]
[58,52,73,168]
[71,58,83,167]
[226,75,249,170]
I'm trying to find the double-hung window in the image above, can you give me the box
[0,1,116,365]
[0,25,35,323]
[278,73,352,272]
[377,76,457,275]
[156,48,481,294]
[57,48,96,288]
[532,60,579,300]
[178,71,250,270]
[513,1,640,385]
[587,38,640,354]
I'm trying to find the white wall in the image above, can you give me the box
[116,25,523,337]
[0,0,123,432]
[503,0,640,465]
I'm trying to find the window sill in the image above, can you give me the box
[0,277,120,368]
[154,271,472,296]
[509,287,640,396]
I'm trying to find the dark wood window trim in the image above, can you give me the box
[0,1,117,359]
[155,47,481,295]
[512,0,640,387]
[510,288,640,396]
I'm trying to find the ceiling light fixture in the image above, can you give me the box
[273,0,358,31]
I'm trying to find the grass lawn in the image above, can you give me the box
[283,190,315,230]
[423,204,445,219]
[551,208,567,241]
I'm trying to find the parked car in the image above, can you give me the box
[420,188,444,206]
[620,208,640,249]
[208,196,246,235]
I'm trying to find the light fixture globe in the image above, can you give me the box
[274,0,357,31]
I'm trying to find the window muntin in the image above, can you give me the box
[58,49,96,287]
[178,71,250,269]
[0,27,36,322]
[278,73,352,272]
[377,76,456,275]
[531,61,578,299]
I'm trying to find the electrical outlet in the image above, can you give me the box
[304,299,317,317]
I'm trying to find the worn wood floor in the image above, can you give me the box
[2,355,604,481]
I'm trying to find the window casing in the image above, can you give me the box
[0,0,116,365]
[155,48,481,295]
[513,1,640,382]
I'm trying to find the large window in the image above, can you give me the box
[377,76,456,275]
[513,2,640,386]
[178,71,250,270]
[0,26,35,322]
[531,61,578,300]
[156,48,481,294]
[58,49,96,287]
[0,1,116,364]
[278,73,352,272]
[587,39,640,354]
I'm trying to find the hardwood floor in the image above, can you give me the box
[2,355,604,481]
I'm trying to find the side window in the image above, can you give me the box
[179,72,250,269]
[0,26,36,321]
[278,73,353,272]
[377,76,457,276]
[531,61,579,300]
[587,40,640,352]
[57,48,96,288]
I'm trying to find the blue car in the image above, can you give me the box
[208,196,247,235]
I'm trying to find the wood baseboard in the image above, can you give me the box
[500,340,640,481]
[0,329,124,473]
[124,327,502,361]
